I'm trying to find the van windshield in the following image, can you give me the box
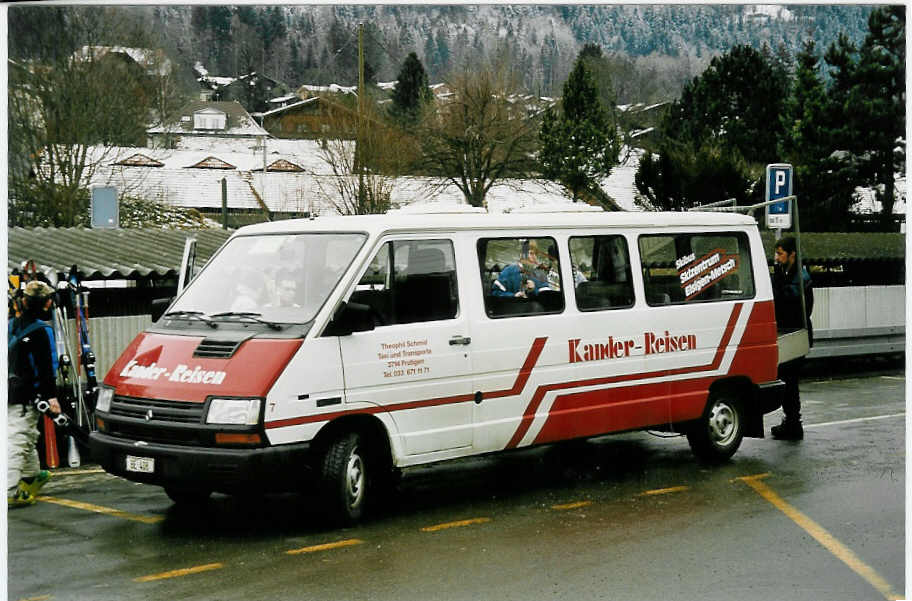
[171,233,366,324]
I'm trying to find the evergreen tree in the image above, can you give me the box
[389,52,433,125]
[663,44,789,164]
[780,40,853,231]
[836,6,905,228]
[539,58,620,201]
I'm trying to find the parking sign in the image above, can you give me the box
[765,164,792,229]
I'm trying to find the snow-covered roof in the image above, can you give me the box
[72,45,171,76]
[260,97,320,117]
[299,83,357,96]
[77,143,594,217]
[269,94,300,104]
[146,101,267,137]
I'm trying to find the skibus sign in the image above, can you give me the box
[765,163,793,230]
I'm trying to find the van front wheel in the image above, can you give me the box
[319,432,368,524]
[686,393,743,462]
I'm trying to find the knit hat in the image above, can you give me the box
[23,281,54,299]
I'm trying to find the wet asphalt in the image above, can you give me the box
[7,357,906,601]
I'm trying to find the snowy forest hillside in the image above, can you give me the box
[139,4,874,102]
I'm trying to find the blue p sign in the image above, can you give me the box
[765,164,792,229]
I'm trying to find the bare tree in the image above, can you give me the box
[316,99,412,215]
[8,6,185,226]
[415,62,540,207]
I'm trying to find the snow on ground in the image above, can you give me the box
[851,174,907,215]
[599,147,645,211]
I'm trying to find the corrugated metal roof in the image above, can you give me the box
[7,227,232,280]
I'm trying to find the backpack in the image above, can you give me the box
[7,318,55,405]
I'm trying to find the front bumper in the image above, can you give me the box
[89,431,313,493]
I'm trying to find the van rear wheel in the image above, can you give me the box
[686,393,743,462]
[319,431,368,524]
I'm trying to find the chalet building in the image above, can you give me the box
[146,101,268,150]
[260,96,360,140]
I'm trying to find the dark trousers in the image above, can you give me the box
[778,358,804,422]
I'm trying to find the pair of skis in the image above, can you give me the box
[52,265,99,466]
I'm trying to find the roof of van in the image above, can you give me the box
[234,211,757,236]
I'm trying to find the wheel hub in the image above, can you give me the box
[345,452,365,509]
[708,401,737,446]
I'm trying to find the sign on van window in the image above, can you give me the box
[638,233,755,305]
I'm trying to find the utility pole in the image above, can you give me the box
[357,22,366,210]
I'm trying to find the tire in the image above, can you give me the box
[165,486,212,506]
[319,432,369,524]
[686,392,744,462]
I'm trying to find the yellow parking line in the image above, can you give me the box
[421,517,491,532]
[134,563,224,583]
[49,468,106,477]
[640,485,689,496]
[552,500,593,510]
[37,496,163,524]
[286,539,364,555]
[737,474,900,601]
[17,595,52,601]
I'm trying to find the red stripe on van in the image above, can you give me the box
[264,337,549,429]
[504,303,744,449]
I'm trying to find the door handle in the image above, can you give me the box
[449,336,471,346]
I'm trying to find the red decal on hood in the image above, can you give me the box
[104,333,302,402]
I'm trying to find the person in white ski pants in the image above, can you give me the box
[7,405,41,496]
[7,281,60,506]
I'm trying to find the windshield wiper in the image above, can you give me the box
[163,310,217,328]
[209,311,283,330]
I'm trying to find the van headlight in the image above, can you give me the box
[96,386,114,413]
[206,398,261,425]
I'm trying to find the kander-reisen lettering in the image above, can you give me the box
[119,360,227,385]
[569,331,697,364]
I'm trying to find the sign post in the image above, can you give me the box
[90,185,119,228]
[764,164,793,235]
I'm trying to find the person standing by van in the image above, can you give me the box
[771,236,813,441]
[8,281,60,507]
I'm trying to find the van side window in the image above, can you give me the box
[638,232,755,305]
[478,236,564,318]
[569,235,635,311]
[350,239,458,324]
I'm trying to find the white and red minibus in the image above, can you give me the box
[90,210,784,522]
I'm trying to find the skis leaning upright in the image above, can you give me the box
[68,265,98,427]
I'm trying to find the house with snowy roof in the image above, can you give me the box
[146,100,268,150]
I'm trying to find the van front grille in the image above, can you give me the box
[110,396,204,424]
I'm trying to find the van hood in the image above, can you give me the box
[104,332,303,402]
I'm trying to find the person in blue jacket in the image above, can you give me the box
[8,281,60,507]
[492,262,540,298]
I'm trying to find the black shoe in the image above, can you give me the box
[771,420,804,441]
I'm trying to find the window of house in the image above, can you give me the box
[193,110,227,130]
[478,237,564,318]
[638,232,755,306]
[349,239,458,326]
[569,235,635,311]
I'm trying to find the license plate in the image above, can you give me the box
[125,455,155,473]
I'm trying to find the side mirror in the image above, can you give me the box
[150,297,174,322]
[324,301,375,336]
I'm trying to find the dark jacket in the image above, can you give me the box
[8,316,57,404]
[772,262,814,345]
